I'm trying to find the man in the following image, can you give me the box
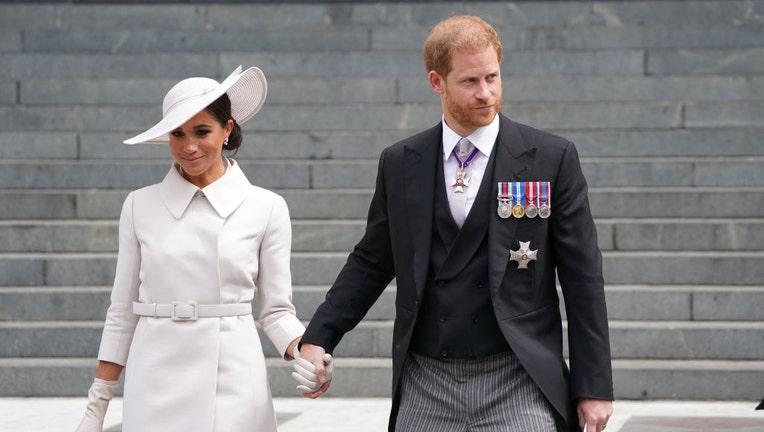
[298,15,613,432]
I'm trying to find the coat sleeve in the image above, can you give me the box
[257,194,305,358]
[301,148,396,353]
[98,192,141,366]
[551,142,614,401]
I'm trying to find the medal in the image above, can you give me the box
[525,181,538,218]
[497,182,512,219]
[451,169,469,193]
[512,182,525,218]
[509,240,538,270]
[451,145,479,193]
[539,181,551,218]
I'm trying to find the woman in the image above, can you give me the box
[75,66,318,432]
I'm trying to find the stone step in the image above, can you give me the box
[2,285,762,322]
[3,100,763,135]
[0,50,645,80]
[0,356,762,399]
[1,157,762,190]
[1,187,763,220]
[1,319,762,361]
[2,2,762,33]
[0,101,764,135]
[3,127,764,161]
[3,218,764,253]
[10,21,763,54]
[2,250,764,287]
[14,75,764,107]
[0,101,716,133]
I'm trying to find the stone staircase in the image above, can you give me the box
[0,1,762,400]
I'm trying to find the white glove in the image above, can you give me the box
[74,378,119,432]
[292,346,333,393]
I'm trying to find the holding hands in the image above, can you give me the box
[292,343,333,398]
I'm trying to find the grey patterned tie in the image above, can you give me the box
[449,138,474,227]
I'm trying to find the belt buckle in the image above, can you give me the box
[171,302,198,321]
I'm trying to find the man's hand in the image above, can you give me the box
[578,398,613,432]
[292,343,332,398]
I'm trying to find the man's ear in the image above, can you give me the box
[428,70,445,95]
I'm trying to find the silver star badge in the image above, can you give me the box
[451,169,470,193]
[509,241,537,270]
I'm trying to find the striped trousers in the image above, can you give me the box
[395,351,565,432]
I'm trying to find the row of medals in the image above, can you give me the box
[498,197,551,219]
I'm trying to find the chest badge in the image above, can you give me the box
[509,241,538,270]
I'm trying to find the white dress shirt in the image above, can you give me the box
[442,115,500,221]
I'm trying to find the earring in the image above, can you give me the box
[223,138,229,147]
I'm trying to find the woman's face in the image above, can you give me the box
[168,109,233,188]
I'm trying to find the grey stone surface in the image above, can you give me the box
[0,222,118,253]
[80,133,171,159]
[0,132,78,159]
[268,78,396,104]
[692,287,764,321]
[608,321,764,360]
[565,128,764,157]
[695,160,764,186]
[603,252,764,285]
[603,286,692,321]
[0,80,15,104]
[291,221,366,252]
[591,1,764,27]
[0,358,100,397]
[0,30,21,52]
[0,192,77,219]
[20,78,177,105]
[74,191,129,220]
[0,259,44,286]
[613,359,764,400]
[23,28,369,53]
[685,101,764,128]
[612,221,764,251]
[503,76,764,103]
[648,48,764,75]
[0,322,102,357]
[589,189,764,218]
[0,53,216,79]
[0,287,110,321]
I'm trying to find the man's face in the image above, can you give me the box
[430,45,502,137]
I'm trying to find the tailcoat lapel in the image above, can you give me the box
[488,115,538,300]
[403,126,441,300]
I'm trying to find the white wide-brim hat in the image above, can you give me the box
[124,65,267,145]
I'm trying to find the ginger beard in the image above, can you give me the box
[443,86,502,132]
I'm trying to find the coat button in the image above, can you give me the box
[439,315,447,323]
[436,280,445,287]
[441,350,448,357]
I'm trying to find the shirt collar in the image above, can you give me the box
[160,158,250,219]
[441,114,500,161]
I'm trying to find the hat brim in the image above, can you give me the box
[123,66,267,145]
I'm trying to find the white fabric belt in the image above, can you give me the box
[132,301,252,321]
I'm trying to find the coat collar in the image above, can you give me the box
[159,158,250,219]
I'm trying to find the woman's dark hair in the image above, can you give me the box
[205,93,242,155]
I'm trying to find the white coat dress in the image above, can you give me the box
[97,159,304,432]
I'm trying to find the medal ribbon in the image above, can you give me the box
[497,182,510,198]
[541,181,549,206]
[452,147,480,168]
[514,182,524,207]
[526,181,536,206]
